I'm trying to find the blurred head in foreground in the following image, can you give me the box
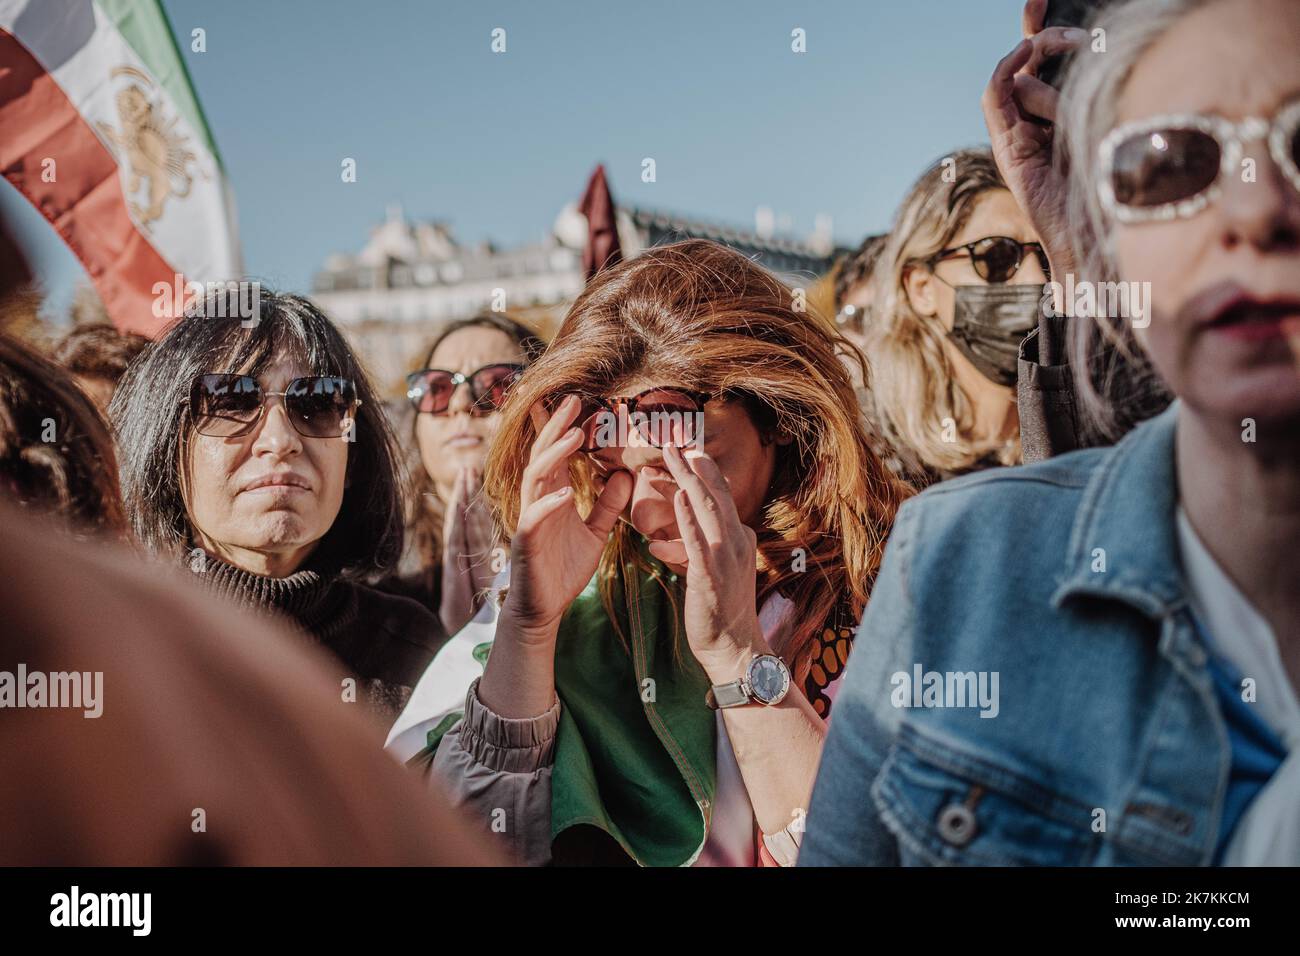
[0,500,505,866]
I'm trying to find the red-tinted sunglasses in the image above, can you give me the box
[406,363,524,416]
[550,386,711,453]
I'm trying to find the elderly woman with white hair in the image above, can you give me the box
[801,0,1300,866]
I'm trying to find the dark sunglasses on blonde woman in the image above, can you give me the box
[189,373,360,439]
[925,236,1050,283]
[405,363,524,416]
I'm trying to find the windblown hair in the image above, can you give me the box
[110,289,405,577]
[483,239,908,681]
[1057,0,1194,440]
[407,312,546,592]
[864,147,1020,479]
[0,330,124,535]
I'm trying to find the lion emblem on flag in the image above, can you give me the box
[96,66,199,229]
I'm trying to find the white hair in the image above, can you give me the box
[1057,0,1216,439]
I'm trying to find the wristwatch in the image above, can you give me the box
[707,654,791,709]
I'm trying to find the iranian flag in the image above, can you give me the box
[0,0,240,336]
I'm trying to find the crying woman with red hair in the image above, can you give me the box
[389,239,908,866]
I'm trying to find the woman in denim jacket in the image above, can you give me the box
[803,0,1300,866]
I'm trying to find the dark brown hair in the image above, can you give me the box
[0,331,125,535]
[52,323,151,383]
[111,290,405,577]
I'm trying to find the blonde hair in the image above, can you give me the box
[484,239,908,681]
[864,147,1020,477]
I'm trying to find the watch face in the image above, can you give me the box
[747,656,789,705]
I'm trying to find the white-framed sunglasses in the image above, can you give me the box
[1098,96,1300,224]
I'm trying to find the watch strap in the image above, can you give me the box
[706,678,750,710]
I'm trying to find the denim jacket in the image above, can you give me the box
[801,402,1234,866]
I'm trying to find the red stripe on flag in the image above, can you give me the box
[0,27,179,337]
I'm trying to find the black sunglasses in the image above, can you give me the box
[189,374,360,439]
[927,236,1049,284]
[549,387,712,453]
[406,363,524,416]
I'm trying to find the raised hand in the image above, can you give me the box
[438,465,475,635]
[659,441,767,684]
[461,466,500,594]
[982,0,1088,276]
[502,394,633,644]
[438,465,500,636]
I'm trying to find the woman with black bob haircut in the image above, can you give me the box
[111,289,445,726]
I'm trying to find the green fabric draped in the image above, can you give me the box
[415,555,717,867]
[549,559,716,866]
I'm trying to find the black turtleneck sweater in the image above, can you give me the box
[188,556,447,725]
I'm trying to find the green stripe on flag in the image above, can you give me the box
[95,0,222,167]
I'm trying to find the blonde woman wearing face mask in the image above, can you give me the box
[864,148,1049,487]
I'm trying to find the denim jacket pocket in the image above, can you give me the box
[872,724,1100,866]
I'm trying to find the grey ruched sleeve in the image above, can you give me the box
[428,678,559,866]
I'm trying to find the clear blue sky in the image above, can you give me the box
[4,0,1029,321]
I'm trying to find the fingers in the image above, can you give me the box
[527,393,582,464]
[521,395,587,509]
[672,487,711,571]
[585,469,633,538]
[681,446,741,523]
[660,442,733,542]
[994,37,1034,91]
[1022,0,1047,38]
[442,467,470,561]
[466,490,495,535]
[983,38,1033,121]
[447,464,467,506]
[464,475,497,552]
[1014,73,1059,124]
[985,27,1081,132]
[458,470,475,552]
[444,466,466,523]
[463,465,487,521]
[517,485,574,536]
[1022,26,1088,77]
[521,426,584,507]
[527,398,551,438]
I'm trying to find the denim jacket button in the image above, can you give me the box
[937,803,978,847]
